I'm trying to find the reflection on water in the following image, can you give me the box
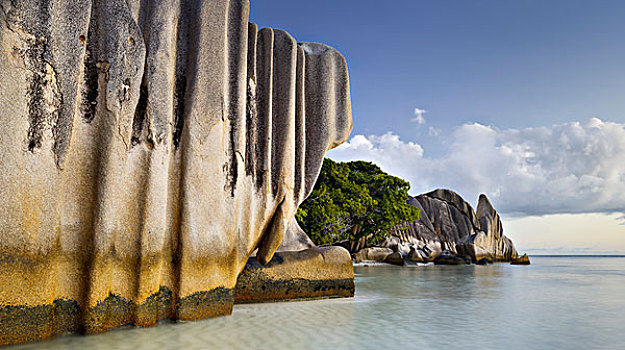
[10,257,625,350]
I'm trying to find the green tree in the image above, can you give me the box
[296,158,420,251]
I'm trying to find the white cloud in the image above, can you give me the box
[412,108,427,124]
[428,127,441,137]
[327,118,625,216]
[335,133,424,160]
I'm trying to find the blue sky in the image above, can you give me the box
[251,1,625,254]
[252,1,625,141]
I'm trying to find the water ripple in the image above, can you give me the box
[10,257,625,350]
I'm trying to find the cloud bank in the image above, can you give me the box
[327,118,625,216]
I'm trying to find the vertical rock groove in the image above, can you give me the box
[131,81,149,146]
[294,46,306,204]
[224,0,248,197]
[270,30,296,197]
[245,23,258,177]
[0,0,352,345]
[22,0,55,152]
[255,28,273,190]
[81,0,100,124]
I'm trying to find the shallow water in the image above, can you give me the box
[11,257,625,350]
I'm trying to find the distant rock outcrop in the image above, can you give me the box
[382,189,519,263]
[511,254,531,265]
[0,0,353,345]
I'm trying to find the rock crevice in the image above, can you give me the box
[0,0,353,345]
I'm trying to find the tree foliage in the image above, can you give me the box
[296,158,420,250]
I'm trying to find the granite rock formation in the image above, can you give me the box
[275,218,315,253]
[353,247,394,263]
[234,247,354,303]
[384,189,518,263]
[463,194,519,262]
[511,253,531,265]
[234,219,354,304]
[384,251,406,266]
[0,0,352,345]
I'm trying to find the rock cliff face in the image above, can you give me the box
[467,194,518,261]
[0,0,352,345]
[386,189,518,263]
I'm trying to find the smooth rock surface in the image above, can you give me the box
[384,251,406,266]
[353,247,394,263]
[433,252,471,265]
[234,247,354,303]
[407,245,432,263]
[0,0,352,345]
[274,218,315,253]
[425,189,480,229]
[388,190,518,263]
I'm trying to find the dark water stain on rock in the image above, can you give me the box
[235,277,355,304]
[172,75,186,149]
[83,292,134,334]
[177,287,234,321]
[0,299,80,346]
[134,286,175,326]
[0,286,235,346]
[131,79,149,147]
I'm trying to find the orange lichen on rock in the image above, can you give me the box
[0,0,353,346]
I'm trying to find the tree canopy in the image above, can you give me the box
[295,158,420,251]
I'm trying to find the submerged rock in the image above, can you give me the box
[242,217,354,304]
[511,254,531,265]
[0,0,352,345]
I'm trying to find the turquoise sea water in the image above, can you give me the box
[11,256,625,350]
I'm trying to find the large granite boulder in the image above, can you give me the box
[458,194,518,261]
[433,251,471,265]
[390,190,519,263]
[0,0,352,345]
[353,247,394,263]
[384,197,444,254]
[413,193,479,257]
[237,218,352,303]
[424,189,480,230]
[234,247,354,303]
[407,245,433,263]
[384,251,406,266]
